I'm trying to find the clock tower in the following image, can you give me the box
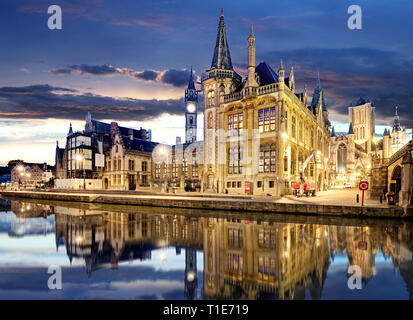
[185,66,198,144]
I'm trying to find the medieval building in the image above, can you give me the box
[328,98,373,187]
[54,113,152,188]
[201,11,331,196]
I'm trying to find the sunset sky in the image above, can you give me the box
[1,0,413,165]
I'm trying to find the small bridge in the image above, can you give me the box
[387,140,413,216]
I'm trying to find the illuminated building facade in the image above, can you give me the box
[201,11,331,196]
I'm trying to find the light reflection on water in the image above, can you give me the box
[0,197,412,300]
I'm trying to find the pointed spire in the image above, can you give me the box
[279,58,284,71]
[188,66,195,90]
[348,122,354,135]
[68,123,73,135]
[393,106,401,132]
[211,9,233,70]
[311,72,327,112]
[56,140,59,148]
[331,126,336,137]
[303,84,308,105]
[250,24,254,37]
[289,67,295,91]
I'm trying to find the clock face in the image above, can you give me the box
[187,103,196,113]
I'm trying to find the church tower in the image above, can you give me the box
[348,97,375,153]
[201,9,242,192]
[185,67,198,144]
[390,106,407,155]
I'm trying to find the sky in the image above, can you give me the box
[1,0,413,164]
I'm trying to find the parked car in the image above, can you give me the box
[344,182,352,188]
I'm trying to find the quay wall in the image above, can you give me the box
[0,190,404,219]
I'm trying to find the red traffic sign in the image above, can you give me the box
[359,181,369,191]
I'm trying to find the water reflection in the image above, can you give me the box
[1,198,413,300]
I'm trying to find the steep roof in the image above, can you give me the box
[91,119,148,140]
[310,73,327,112]
[123,138,158,153]
[255,62,278,86]
[187,66,195,90]
[210,9,233,70]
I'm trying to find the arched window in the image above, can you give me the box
[337,143,347,173]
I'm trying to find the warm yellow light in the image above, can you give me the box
[26,173,30,177]
[17,166,24,172]
[367,164,371,169]
[159,252,168,262]
[186,271,196,282]
[282,132,287,139]
[75,154,83,161]
[75,236,83,244]
[186,103,196,113]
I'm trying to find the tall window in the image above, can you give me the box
[228,229,243,248]
[155,164,160,179]
[207,91,215,107]
[291,116,296,139]
[183,158,188,178]
[228,253,243,276]
[228,146,242,174]
[207,112,213,129]
[258,107,276,133]
[291,148,296,174]
[258,256,276,282]
[128,160,135,171]
[259,144,276,173]
[311,130,314,148]
[142,161,147,172]
[192,156,198,178]
[172,158,178,178]
[258,229,276,248]
[228,113,243,136]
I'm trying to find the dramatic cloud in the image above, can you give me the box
[0,84,186,121]
[49,64,190,87]
[257,47,413,127]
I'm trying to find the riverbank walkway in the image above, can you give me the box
[1,187,403,219]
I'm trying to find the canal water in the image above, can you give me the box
[0,197,412,300]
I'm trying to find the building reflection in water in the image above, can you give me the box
[4,199,413,300]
